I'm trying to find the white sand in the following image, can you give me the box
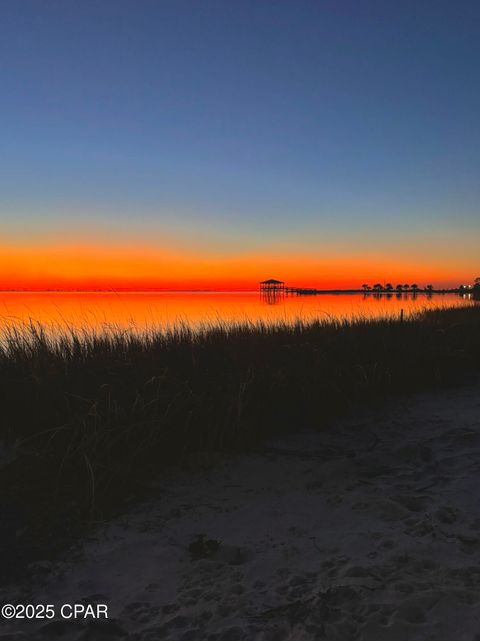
[3,383,480,640]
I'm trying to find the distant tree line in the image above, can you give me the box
[361,278,480,298]
[361,283,429,293]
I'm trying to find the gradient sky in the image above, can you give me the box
[1,0,479,289]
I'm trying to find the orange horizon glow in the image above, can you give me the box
[0,242,476,291]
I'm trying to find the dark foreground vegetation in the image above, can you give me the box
[1,304,480,581]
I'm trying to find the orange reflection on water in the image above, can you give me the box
[0,291,472,336]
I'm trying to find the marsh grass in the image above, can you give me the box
[1,304,480,580]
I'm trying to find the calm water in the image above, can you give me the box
[0,291,473,336]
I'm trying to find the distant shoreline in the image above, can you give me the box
[0,288,465,294]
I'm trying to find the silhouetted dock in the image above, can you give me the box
[285,287,318,295]
[285,287,362,295]
[260,279,285,292]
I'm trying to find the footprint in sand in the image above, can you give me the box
[393,601,429,625]
[435,505,459,524]
[75,619,126,640]
[392,494,429,513]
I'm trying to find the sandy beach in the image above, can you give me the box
[3,382,480,640]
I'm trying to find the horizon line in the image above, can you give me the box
[0,286,463,294]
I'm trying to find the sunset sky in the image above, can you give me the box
[1,1,479,290]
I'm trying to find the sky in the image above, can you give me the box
[1,0,479,290]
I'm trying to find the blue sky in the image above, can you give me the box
[0,0,479,285]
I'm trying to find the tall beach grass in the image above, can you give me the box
[1,304,480,579]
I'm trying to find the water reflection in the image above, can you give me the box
[260,290,284,305]
[363,291,427,301]
[0,291,474,336]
